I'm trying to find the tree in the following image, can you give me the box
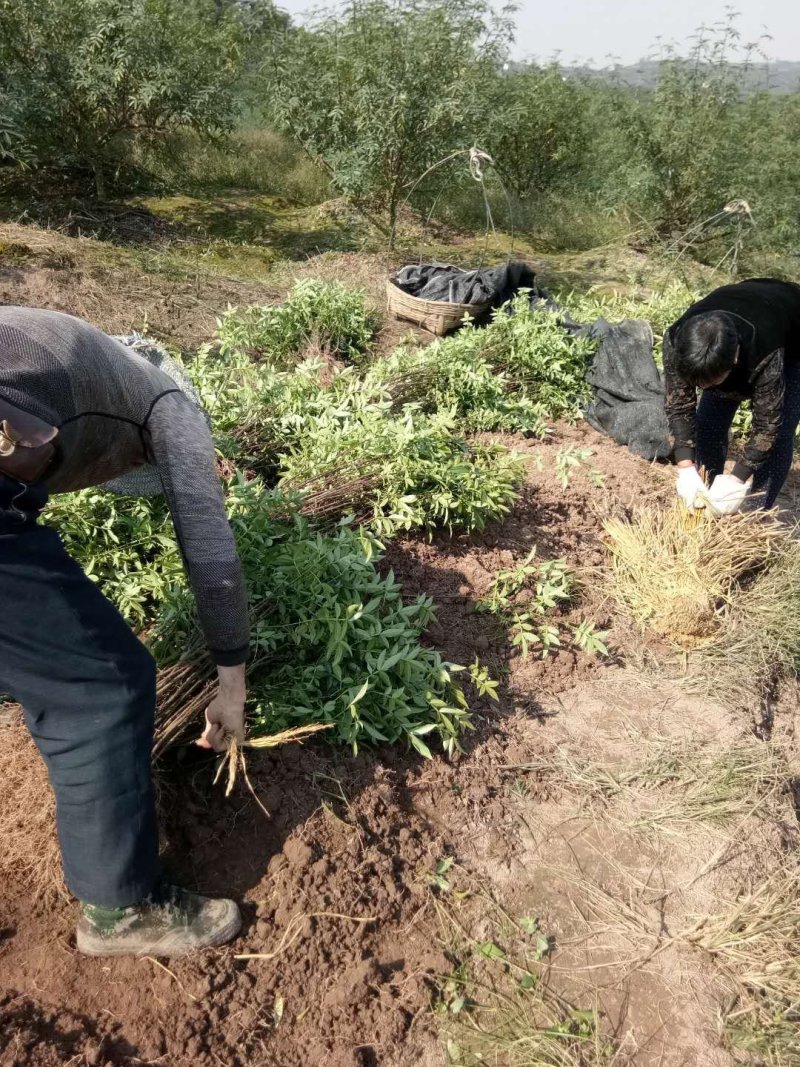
[260,0,514,245]
[620,17,765,235]
[481,66,590,201]
[0,95,31,166]
[0,0,247,197]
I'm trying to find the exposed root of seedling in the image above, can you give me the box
[213,726,333,815]
[234,909,376,962]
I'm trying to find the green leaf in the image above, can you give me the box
[410,733,433,758]
[449,995,465,1015]
[476,941,506,961]
[535,935,551,959]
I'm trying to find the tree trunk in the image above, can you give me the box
[93,160,107,201]
[388,197,398,252]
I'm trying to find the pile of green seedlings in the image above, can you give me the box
[479,548,608,661]
[45,279,637,755]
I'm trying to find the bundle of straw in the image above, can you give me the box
[604,504,785,648]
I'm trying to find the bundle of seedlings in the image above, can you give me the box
[604,503,786,649]
[368,295,597,435]
[287,458,385,524]
[214,280,378,365]
[153,647,216,759]
[146,480,473,762]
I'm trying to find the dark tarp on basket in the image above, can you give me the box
[395,261,543,308]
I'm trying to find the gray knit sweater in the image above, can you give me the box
[0,307,248,665]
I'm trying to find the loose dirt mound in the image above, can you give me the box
[0,705,554,1066]
[0,222,273,349]
[0,992,127,1067]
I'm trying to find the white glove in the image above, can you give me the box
[675,465,706,510]
[705,474,749,516]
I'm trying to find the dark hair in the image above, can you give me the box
[674,312,739,388]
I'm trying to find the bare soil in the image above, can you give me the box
[1,229,799,1066]
[0,221,275,350]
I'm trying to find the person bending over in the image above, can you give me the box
[664,277,800,514]
[0,307,248,957]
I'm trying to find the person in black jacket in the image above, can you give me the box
[663,278,800,514]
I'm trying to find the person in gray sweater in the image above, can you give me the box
[0,306,248,956]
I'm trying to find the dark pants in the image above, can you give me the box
[0,475,160,907]
[697,361,800,508]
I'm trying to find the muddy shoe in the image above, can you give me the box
[76,883,241,958]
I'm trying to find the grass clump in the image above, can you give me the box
[605,504,785,648]
[605,502,800,703]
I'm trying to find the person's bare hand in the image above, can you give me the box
[197,663,246,753]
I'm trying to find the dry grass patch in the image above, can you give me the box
[605,504,785,648]
[430,870,616,1066]
[679,864,800,1065]
[605,504,800,703]
[704,538,800,700]
[0,717,66,906]
[508,738,785,837]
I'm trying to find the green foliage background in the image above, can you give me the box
[3,0,796,269]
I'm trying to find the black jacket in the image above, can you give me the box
[664,278,800,479]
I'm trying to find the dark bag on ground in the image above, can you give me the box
[583,320,671,461]
[395,261,541,308]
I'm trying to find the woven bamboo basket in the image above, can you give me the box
[386,275,490,336]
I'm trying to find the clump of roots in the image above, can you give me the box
[214,725,333,816]
[605,504,785,648]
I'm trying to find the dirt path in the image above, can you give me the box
[2,415,798,1065]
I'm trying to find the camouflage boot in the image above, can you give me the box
[76,882,241,958]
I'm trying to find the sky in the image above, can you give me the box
[274,0,800,65]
